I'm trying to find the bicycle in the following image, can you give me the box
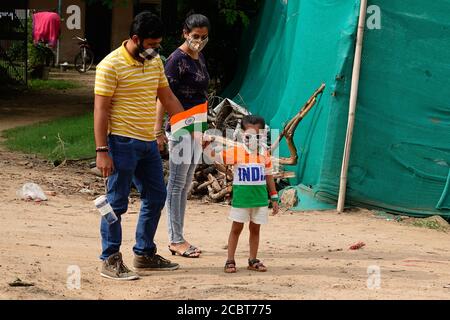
[73,36,94,73]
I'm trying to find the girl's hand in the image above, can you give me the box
[271,201,279,216]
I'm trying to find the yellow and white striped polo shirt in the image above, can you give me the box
[94,41,169,141]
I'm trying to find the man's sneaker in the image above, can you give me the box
[133,254,180,272]
[100,252,140,281]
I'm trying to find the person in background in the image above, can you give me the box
[155,14,210,258]
[94,12,184,280]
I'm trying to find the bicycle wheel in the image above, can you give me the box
[74,47,94,73]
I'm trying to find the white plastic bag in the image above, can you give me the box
[17,183,48,201]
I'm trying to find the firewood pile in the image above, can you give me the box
[187,163,233,203]
[185,84,326,203]
[186,98,244,203]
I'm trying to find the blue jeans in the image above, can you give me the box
[100,135,167,260]
[166,133,202,244]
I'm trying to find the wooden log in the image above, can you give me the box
[198,180,214,190]
[273,171,296,179]
[270,84,326,165]
[215,163,228,173]
[195,166,216,180]
[208,185,233,201]
[208,174,222,192]
[187,181,199,200]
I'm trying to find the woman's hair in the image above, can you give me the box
[183,14,210,33]
[241,115,266,130]
[129,12,164,39]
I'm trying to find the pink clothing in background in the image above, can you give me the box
[33,12,61,47]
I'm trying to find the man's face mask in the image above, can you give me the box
[137,40,160,60]
[187,35,209,52]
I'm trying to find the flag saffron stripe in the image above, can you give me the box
[170,102,208,125]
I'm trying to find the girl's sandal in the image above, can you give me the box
[224,260,237,273]
[247,258,267,272]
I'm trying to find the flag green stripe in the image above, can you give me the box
[172,122,208,139]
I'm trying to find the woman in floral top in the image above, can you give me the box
[155,14,210,258]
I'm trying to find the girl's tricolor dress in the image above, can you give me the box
[170,102,208,138]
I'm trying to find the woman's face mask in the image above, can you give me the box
[186,35,209,52]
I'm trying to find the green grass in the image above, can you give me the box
[29,79,81,91]
[2,113,95,162]
[412,219,445,231]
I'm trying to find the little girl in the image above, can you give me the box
[215,115,279,273]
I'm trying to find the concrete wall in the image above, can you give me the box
[111,1,133,51]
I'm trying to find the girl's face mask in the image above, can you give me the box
[187,35,209,52]
[241,130,267,153]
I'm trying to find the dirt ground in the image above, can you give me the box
[0,71,94,132]
[1,72,450,300]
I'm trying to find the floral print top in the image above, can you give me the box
[164,48,210,110]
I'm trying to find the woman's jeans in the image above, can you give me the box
[100,134,167,260]
[166,133,202,244]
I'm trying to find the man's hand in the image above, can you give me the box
[156,134,168,152]
[96,152,114,177]
[271,201,279,216]
[94,94,113,177]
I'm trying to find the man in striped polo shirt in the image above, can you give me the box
[94,12,185,280]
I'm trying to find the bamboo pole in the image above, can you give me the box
[56,0,62,66]
[337,0,368,213]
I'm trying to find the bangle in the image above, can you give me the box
[270,191,279,202]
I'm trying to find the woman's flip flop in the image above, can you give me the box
[168,245,200,258]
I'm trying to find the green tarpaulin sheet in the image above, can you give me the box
[225,0,450,218]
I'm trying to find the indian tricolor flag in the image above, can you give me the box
[170,102,208,138]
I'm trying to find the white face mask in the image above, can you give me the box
[187,36,209,52]
[242,131,267,153]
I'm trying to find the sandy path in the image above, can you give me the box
[1,73,450,300]
[0,70,94,132]
[0,149,449,300]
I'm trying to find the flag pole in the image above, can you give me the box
[337,0,368,213]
